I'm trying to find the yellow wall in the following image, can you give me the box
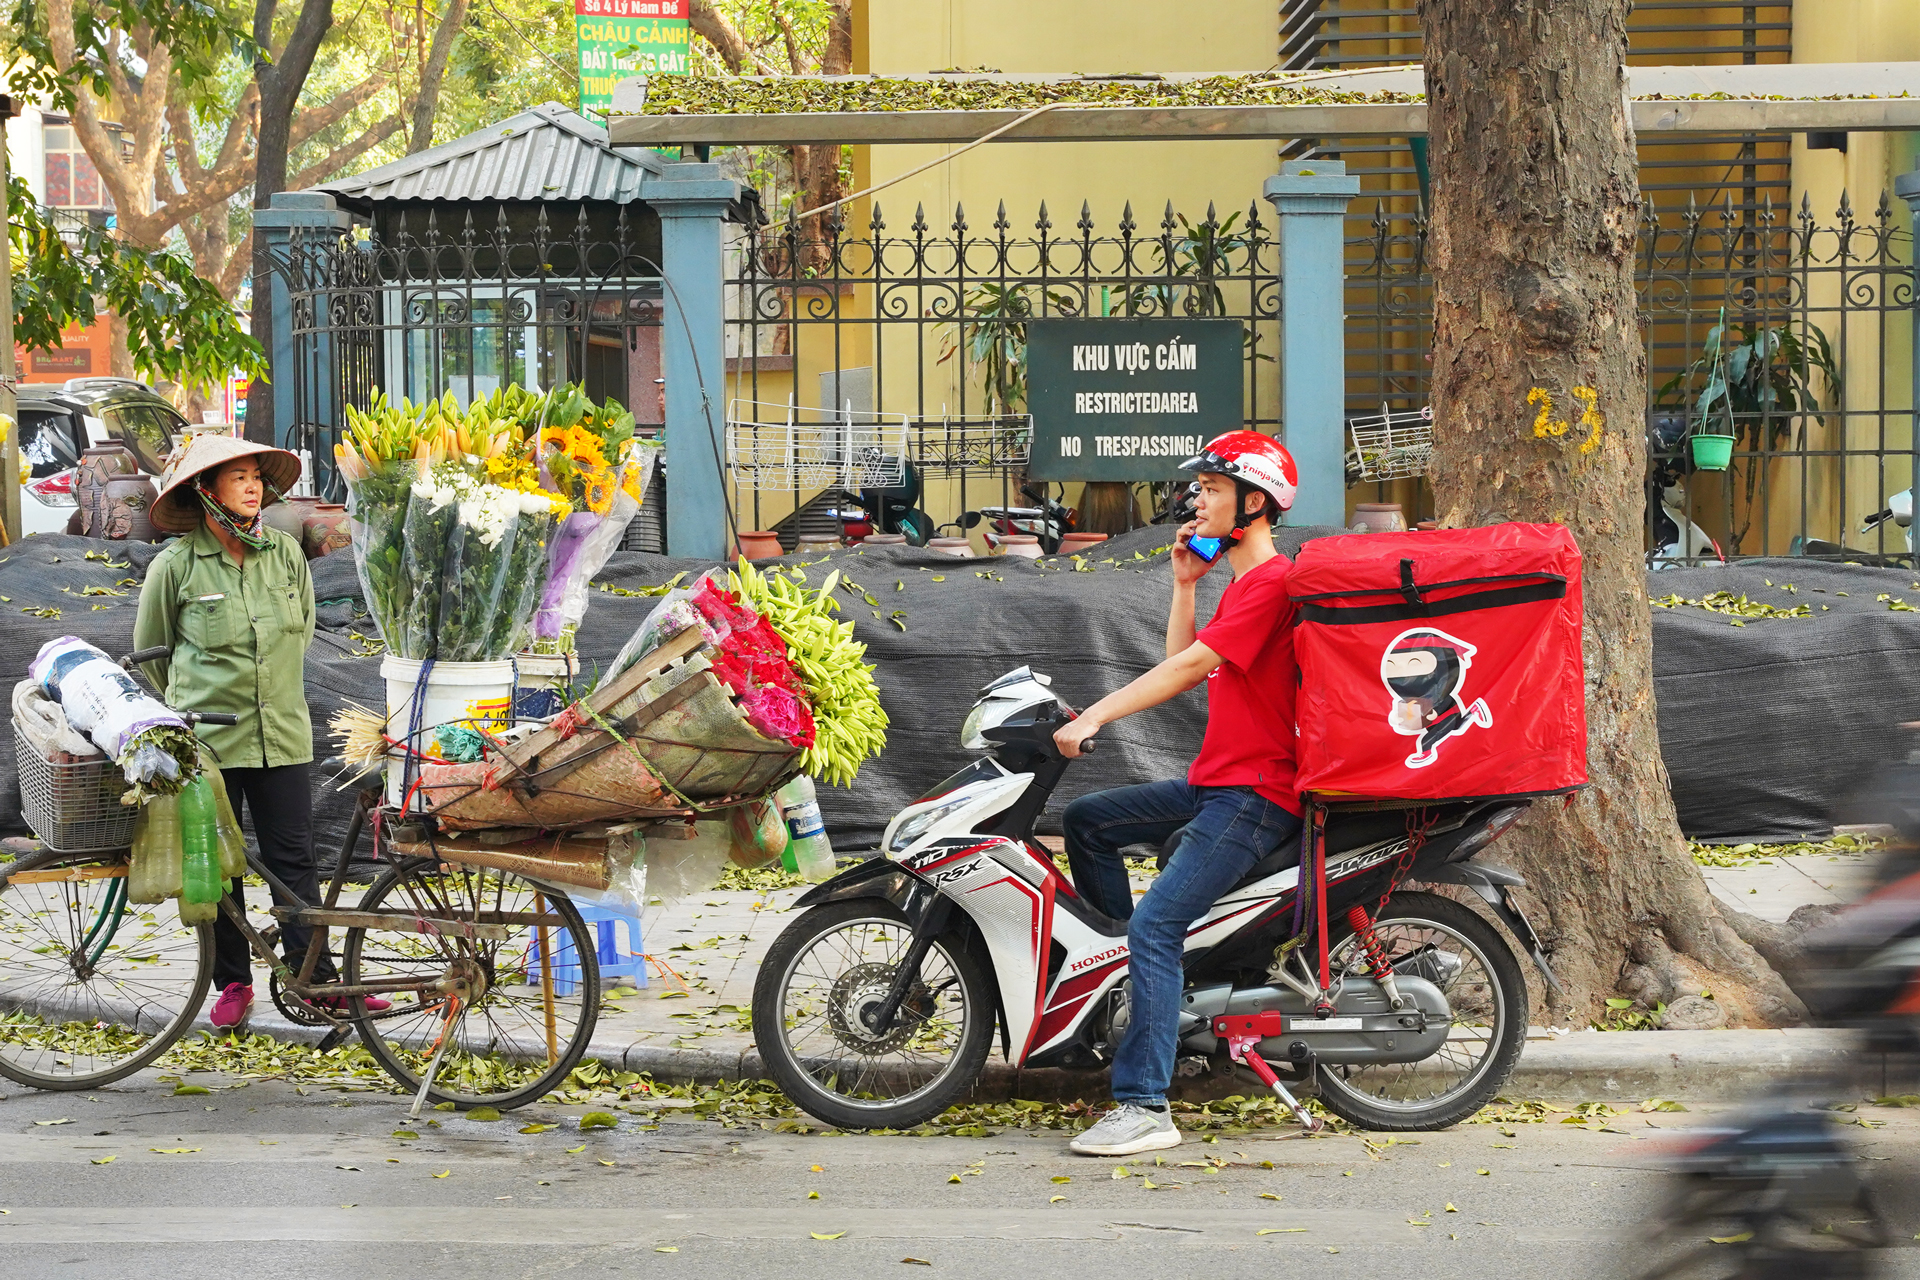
[1760,3,1920,553]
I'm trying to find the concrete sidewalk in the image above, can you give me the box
[216,848,1887,1104]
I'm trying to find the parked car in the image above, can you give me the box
[15,378,188,537]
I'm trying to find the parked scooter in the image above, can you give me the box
[959,484,1078,553]
[751,667,1560,1132]
[1647,413,1725,571]
[836,460,934,545]
[1859,489,1914,557]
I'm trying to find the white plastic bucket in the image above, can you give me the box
[381,656,517,808]
[513,651,580,721]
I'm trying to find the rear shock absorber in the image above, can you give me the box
[1346,905,1405,1010]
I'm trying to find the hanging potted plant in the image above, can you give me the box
[1656,306,1840,475]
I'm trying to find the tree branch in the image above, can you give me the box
[289,112,406,190]
[288,70,392,151]
[689,0,750,73]
[407,0,469,152]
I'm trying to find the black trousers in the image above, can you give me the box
[211,762,339,989]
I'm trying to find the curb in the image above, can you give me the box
[188,1014,1876,1107]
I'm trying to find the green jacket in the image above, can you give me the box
[132,521,316,769]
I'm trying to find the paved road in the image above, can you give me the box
[5,1067,1920,1279]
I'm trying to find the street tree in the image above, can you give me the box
[1420,0,1801,1024]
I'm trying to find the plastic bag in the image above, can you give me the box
[642,821,734,910]
[398,472,460,658]
[343,458,418,652]
[564,828,648,917]
[31,637,187,761]
[433,488,524,662]
[605,568,729,683]
[727,798,788,869]
[556,486,640,637]
[127,793,183,905]
[493,501,557,656]
[11,677,102,761]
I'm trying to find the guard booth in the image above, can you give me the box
[258,101,761,554]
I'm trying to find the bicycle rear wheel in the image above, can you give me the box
[0,847,213,1088]
[340,857,601,1111]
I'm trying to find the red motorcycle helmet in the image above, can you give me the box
[1180,430,1299,516]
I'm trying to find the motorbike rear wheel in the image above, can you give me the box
[754,898,994,1131]
[1311,891,1527,1131]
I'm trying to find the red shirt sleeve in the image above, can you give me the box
[1196,558,1293,671]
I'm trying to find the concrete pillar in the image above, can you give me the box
[639,161,739,560]
[1264,160,1361,529]
[253,191,352,479]
[1898,162,1920,504]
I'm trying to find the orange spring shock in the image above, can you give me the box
[1346,906,1392,979]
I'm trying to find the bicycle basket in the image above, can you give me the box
[13,722,137,853]
[1347,405,1434,483]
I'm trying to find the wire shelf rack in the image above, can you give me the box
[1347,404,1434,483]
[906,413,1033,474]
[725,398,909,493]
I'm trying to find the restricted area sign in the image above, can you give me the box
[1025,318,1244,482]
[575,0,690,119]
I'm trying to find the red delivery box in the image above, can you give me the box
[1287,523,1586,802]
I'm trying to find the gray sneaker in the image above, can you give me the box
[1069,1103,1182,1156]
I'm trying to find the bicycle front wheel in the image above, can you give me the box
[341,857,601,1110]
[0,848,212,1089]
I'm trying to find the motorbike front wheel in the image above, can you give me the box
[753,899,994,1131]
[1312,891,1528,1131]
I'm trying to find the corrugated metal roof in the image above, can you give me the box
[314,102,664,210]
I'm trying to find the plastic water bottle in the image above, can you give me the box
[776,775,835,882]
[128,794,184,905]
[179,775,224,906]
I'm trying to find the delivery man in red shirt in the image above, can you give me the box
[1053,430,1303,1156]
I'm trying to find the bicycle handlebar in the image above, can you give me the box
[123,647,172,668]
[186,712,239,727]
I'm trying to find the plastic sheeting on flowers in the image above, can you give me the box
[30,636,196,792]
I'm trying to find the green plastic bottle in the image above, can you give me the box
[127,794,184,905]
[179,775,223,906]
[204,764,248,879]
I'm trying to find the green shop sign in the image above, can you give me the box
[1025,318,1245,482]
[575,0,689,119]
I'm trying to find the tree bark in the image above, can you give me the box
[688,0,751,73]
[407,0,470,153]
[247,0,335,444]
[1420,0,1803,1026]
[790,0,853,272]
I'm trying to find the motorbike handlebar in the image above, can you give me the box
[1078,738,1097,754]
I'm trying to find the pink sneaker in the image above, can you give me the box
[210,983,253,1029]
[312,994,392,1014]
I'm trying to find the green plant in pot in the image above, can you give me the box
[1656,307,1840,475]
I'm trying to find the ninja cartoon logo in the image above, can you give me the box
[1379,628,1494,768]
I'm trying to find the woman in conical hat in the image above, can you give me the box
[136,434,388,1028]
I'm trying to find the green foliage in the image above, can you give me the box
[1656,305,1841,451]
[2,0,255,116]
[935,283,1075,414]
[7,176,265,390]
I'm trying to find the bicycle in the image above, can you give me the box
[0,645,604,1113]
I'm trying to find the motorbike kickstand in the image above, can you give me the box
[1212,1014,1323,1134]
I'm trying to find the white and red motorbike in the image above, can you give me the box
[752,667,1563,1132]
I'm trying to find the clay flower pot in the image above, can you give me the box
[736,530,785,560]
[302,503,351,559]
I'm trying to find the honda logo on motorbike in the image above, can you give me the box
[1070,944,1129,973]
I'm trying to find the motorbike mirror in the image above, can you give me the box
[962,510,983,529]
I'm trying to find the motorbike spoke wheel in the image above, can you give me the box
[341,857,599,1111]
[0,848,212,1089]
[1311,891,1527,1131]
[753,899,993,1131]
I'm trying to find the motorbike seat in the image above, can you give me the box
[1223,804,1483,894]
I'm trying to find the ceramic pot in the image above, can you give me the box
[301,503,351,559]
[927,537,974,558]
[73,445,137,537]
[998,534,1042,559]
[795,534,843,556]
[99,474,159,541]
[1351,502,1407,534]
[736,530,785,560]
[859,532,908,547]
[266,495,319,541]
[1058,532,1108,554]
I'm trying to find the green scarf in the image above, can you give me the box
[195,478,277,551]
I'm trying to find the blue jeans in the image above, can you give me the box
[1062,780,1302,1107]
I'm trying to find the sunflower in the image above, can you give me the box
[582,465,617,516]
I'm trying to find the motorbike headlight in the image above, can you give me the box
[887,795,974,854]
[960,703,991,751]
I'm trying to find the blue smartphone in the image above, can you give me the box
[1186,534,1224,562]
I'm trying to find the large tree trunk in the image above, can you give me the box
[246,0,334,445]
[791,0,853,274]
[1420,0,1802,1026]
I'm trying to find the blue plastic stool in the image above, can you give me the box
[530,902,647,997]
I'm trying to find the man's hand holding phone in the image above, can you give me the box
[1171,521,1221,586]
